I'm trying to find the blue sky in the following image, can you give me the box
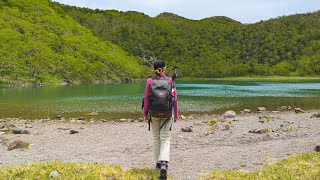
[54,0,320,23]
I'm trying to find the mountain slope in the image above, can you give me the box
[58,3,320,77]
[0,0,146,84]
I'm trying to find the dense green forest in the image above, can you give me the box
[56,3,320,77]
[0,0,320,84]
[0,0,145,84]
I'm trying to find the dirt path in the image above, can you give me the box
[1,110,320,180]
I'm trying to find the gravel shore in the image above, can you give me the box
[1,110,320,180]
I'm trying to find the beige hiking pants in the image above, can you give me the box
[151,117,171,162]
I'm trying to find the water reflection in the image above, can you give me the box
[0,81,320,119]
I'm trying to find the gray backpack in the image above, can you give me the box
[149,76,173,118]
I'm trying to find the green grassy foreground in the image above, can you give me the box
[203,153,320,180]
[0,162,172,180]
[0,153,319,179]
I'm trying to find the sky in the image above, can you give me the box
[53,0,320,23]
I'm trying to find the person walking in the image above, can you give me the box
[143,60,179,179]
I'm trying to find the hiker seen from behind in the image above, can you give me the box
[143,60,179,180]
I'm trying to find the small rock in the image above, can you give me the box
[49,171,60,178]
[222,110,236,118]
[118,118,126,122]
[12,128,30,134]
[315,145,320,152]
[89,112,98,116]
[21,130,30,134]
[244,109,251,113]
[216,123,230,131]
[180,115,186,119]
[70,130,79,134]
[25,124,33,128]
[278,106,292,111]
[294,108,305,113]
[257,107,266,112]
[138,118,144,122]
[58,127,70,130]
[259,116,273,123]
[181,126,193,132]
[249,128,270,134]
[7,140,29,151]
[310,112,320,118]
[56,115,64,120]
[78,117,85,120]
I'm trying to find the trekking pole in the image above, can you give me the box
[170,67,178,130]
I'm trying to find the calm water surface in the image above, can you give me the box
[1,80,320,119]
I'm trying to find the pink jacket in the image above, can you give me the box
[143,74,178,118]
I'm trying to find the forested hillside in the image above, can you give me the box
[1,0,319,85]
[57,3,320,77]
[0,0,146,85]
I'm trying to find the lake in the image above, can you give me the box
[1,80,320,119]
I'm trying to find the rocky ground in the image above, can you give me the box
[1,109,320,180]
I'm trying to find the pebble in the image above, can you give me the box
[49,171,60,178]
[294,108,305,113]
[70,130,79,134]
[257,107,266,112]
[89,112,98,116]
[181,126,193,132]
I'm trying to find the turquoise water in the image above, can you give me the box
[0,80,320,119]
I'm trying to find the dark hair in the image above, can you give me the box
[153,60,166,70]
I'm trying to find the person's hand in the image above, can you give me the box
[174,116,179,122]
[144,116,149,123]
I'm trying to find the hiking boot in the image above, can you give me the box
[156,162,161,169]
[159,161,168,180]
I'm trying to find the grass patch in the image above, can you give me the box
[0,162,172,180]
[207,118,219,126]
[203,153,320,180]
[287,125,299,132]
[222,120,235,124]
